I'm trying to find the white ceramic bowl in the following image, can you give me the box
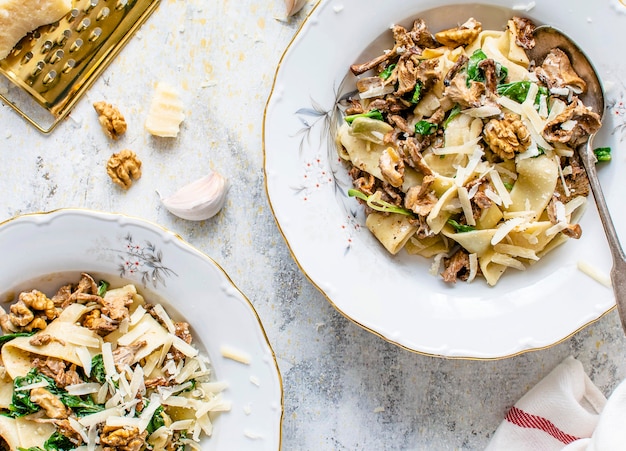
[264,0,626,358]
[0,209,283,449]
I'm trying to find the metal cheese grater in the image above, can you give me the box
[0,0,160,133]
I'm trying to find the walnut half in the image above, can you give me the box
[106,149,142,190]
[94,101,127,140]
[483,113,531,160]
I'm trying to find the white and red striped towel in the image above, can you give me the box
[487,356,626,450]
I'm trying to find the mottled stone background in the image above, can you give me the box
[1,0,626,450]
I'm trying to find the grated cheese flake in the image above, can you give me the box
[152,303,176,334]
[467,253,479,283]
[577,261,612,287]
[78,407,122,428]
[488,170,512,208]
[171,334,199,358]
[220,345,251,364]
[75,346,93,377]
[491,217,526,245]
[457,186,476,226]
[65,383,101,396]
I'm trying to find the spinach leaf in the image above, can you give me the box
[467,49,508,84]
[0,331,36,347]
[147,405,166,434]
[379,63,396,80]
[594,147,612,162]
[344,109,384,124]
[90,354,106,384]
[414,120,438,136]
[447,219,476,233]
[8,369,53,417]
[497,81,549,104]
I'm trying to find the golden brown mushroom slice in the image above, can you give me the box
[535,48,587,94]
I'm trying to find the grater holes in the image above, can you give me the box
[62,59,76,74]
[67,8,80,23]
[97,7,111,21]
[31,61,45,78]
[69,38,84,53]
[85,0,100,13]
[89,28,103,42]
[56,29,72,46]
[41,40,54,54]
[115,0,129,11]
[42,70,57,85]
[76,18,91,32]
[46,50,64,65]
[21,52,33,65]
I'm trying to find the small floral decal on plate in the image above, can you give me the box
[291,83,367,255]
[117,233,177,287]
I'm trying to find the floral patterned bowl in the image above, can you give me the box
[264,0,626,358]
[0,209,283,449]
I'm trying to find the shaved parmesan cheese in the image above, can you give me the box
[161,395,190,407]
[106,416,143,427]
[488,170,512,208]
[432,137,482,155]
[139,394,162,420]
[491,217,526,245]
[78,407,122,428]
[75,346,93,377]
[491,253,526,270]
[429,252,446,276]
[497,95,523,115]
[577,261,611,287]
[129,305,146,326]
[565,196,587,216]
[244,430,263,439]
[14,380,49,391]
[172,335,199,358]
[220,345,251,364]
[358,84,394,99]
[54,323,101,348]
[117,321,151,347]
[201,381,229,393]
[101,342,117,379]
[494,243,539,261]
[197,414,213,436]
[65,383,101,396]
[170,419,194,430]
[546,98,567,122]
[457,186,475,226]
[462,105,501,118]
[67,417,89,443]
[467,253,478,283]
[484,188,502,206]
[152,304,176,334]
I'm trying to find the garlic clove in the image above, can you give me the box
[160,172,228,221]
[285,0,306,17]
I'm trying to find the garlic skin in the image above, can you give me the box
[160,172,228,221]
[285,0,306,16]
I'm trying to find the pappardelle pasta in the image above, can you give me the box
[0,273,229,450]
[336,16,603,286]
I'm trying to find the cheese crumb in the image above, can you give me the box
[220,345,251,364]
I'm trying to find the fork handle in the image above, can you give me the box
[579,141,626,331]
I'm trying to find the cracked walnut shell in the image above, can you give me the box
[93,101,127,140]
[483,113,531,160]
[107,149,142,189]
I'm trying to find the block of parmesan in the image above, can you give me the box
[0,0,72,60]
[145,82,185,138]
